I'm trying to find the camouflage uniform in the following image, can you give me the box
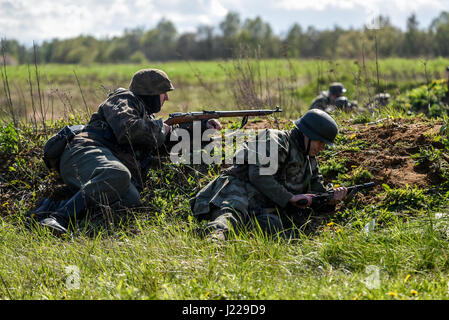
[60,87,167,208]
[191,128,329,236]
[309,90,333,111]
[33,69,177,235]
[310,83,353,113]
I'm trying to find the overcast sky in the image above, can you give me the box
[1,0,448,46]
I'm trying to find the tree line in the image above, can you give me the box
[2,11,449,65]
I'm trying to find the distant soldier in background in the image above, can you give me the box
[374,93,390,107]
[309,82,357,113]
[365,93,391,112]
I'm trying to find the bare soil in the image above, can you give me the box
[338,118,443,192]
[246,117,445,199]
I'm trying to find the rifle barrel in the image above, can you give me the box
[165,107,282,125]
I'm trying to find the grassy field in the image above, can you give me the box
[2,58,449,121]
[1,58,449,300]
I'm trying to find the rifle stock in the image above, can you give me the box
[164,106,282,127]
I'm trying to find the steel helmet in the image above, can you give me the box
[335,96,348,109]
[129,68,174,95]
[329,82,346,96]
[293,109,338,146]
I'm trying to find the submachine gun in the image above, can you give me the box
[296,182,376,208]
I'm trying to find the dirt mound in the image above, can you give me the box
[247,117,445,196]
[338,118,444,193]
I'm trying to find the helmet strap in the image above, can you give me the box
[305,136,311,156]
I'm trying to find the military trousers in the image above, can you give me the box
[205,206,286,236]
[59,145,142,210]
[203,202,318,238]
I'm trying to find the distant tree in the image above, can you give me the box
[175,33,197,60]
[220,12,241,39]
[368,16,403,57]
[239,16,279,57]
[336,30,367,59]
[196,25,215,60]
[430,11,449,56]
[0,39,26,64]
[6,10,449,63]
[219,11,241,57]
[403,13,426,57]
[285,23,302,57]
[141,19,177,61]
[129,51,148,64]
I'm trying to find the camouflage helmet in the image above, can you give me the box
[329,82,346,96]
[129,68,174,95]
[293,109,338,146]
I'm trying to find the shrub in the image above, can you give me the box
[0,122,18,154]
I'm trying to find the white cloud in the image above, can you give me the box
[211,0,228,16]
[1,0,448,45]
[275,0,447,11]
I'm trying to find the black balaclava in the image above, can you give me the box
[291,127,311,155]
[137,94,162,114]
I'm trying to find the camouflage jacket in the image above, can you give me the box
[192,129,328,216]
[68,88,167,189]
[309,91,331,111]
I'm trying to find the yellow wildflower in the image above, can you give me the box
[410,290,418,296]
[404,274,411,284]
[388,292,398,298]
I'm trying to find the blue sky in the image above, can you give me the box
[1,0,448,45]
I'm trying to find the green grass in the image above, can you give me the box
[3,58,449,122]
[1,211,448,299]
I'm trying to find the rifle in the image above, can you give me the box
[165,106,282,129]
[296,182,375,208]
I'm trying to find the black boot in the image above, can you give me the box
[26,198,63,222]
[39,190,87,235]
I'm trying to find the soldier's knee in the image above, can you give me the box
[97,162,131,187]
[208,206,244,232]
[254,213,283,234]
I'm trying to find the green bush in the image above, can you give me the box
[0,122,19,154]
[405,79,448,117]
[381,184,429,211]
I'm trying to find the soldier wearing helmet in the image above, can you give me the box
[32,68,221,235]
[191,109,348,240]
[310,82,351,112]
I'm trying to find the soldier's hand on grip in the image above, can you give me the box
[289,194,316,208]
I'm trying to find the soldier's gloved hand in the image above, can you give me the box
[328,186,348,205]
[206,119,222,130]
[289,194,316,209]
